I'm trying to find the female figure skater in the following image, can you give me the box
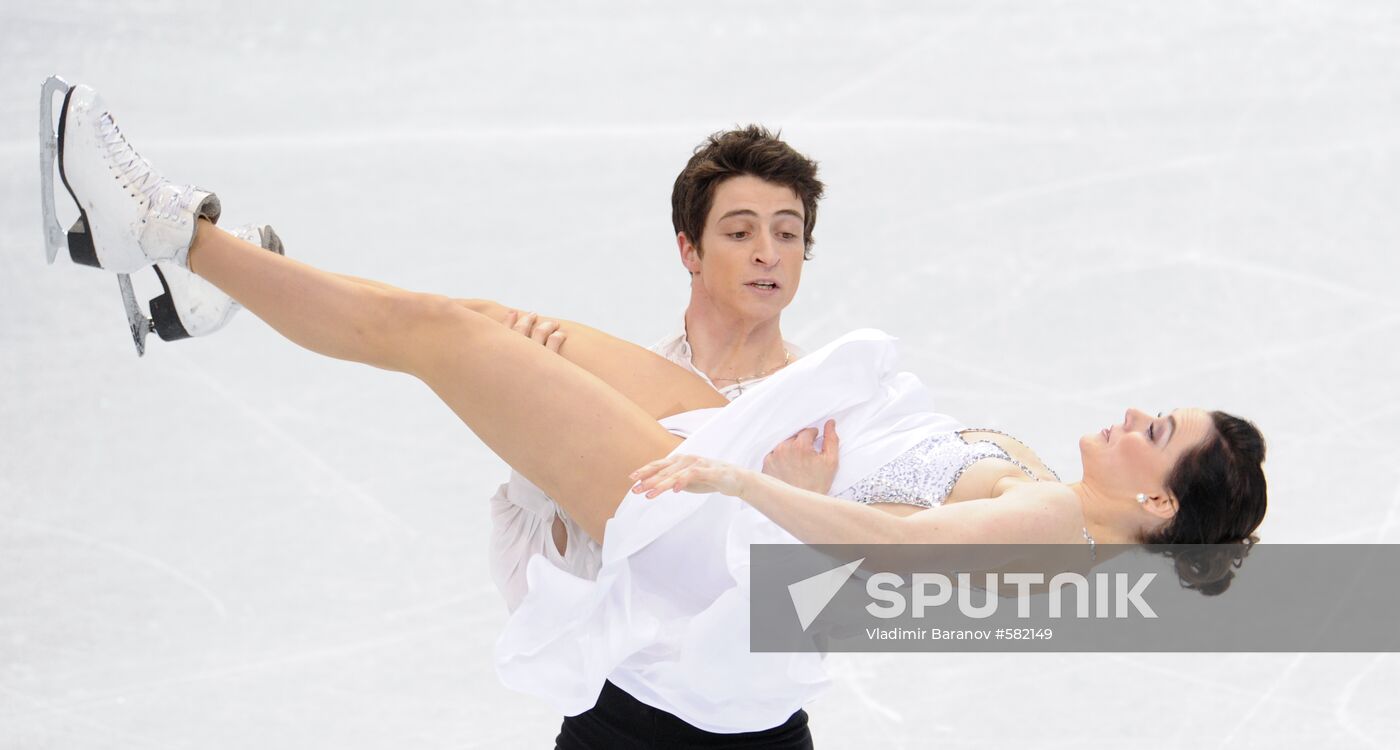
[44,81,1265,746]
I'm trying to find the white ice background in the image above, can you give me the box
[1,1,1398,748]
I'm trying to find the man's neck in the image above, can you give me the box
[683,298,788,382]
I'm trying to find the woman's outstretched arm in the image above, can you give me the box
[185,220,727,541]
[629,454,1082,546]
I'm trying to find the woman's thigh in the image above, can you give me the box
[459,299,730,419]
[412,306,691,542]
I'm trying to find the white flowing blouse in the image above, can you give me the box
[494,329,962,733]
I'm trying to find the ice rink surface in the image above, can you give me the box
[2,1,1398,747]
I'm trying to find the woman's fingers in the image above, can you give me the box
[629,455,742,497]
[630,455,693,492]
[632,454,687,480]
[661,466,718,496]
[647,468,690,497]
[667,467,704,494]
[629,460,671,489]
[643,458,698,497]
[631,455,680,482]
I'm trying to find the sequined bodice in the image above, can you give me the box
[834,431,1094,556]
[834,431,1053,509]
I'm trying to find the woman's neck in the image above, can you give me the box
[1067,481,1141,546]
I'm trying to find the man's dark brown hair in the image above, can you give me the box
[671,125,825,260]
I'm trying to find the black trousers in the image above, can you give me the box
[555,681,814,749]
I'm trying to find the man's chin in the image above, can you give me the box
[739,301,789,322]
[745,289,796,312]
[718,298,786,322]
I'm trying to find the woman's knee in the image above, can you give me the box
[455,297,511,322]
[383,290,457,327]
[377,291,488,367]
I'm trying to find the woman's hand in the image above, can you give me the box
[629,455,753,498]
[503,309,567,353]
[762,420,840,493]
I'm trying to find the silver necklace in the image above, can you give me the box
[709,350,794,395]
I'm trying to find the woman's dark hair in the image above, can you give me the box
[671,125,825,260]
[1141,411,1268,595]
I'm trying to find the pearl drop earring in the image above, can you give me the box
[1136,493,1148,504]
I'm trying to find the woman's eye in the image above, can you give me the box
[1148,424,1156,441]
[729,231,750,240]
[779,232,798,240]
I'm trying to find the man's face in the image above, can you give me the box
[680,174,806,322]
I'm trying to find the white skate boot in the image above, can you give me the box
[40,75,220,273]
[147,224,286,344]
[102,223,286,356]
[40,75,269,356]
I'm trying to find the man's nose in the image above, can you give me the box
[752,233,778,265]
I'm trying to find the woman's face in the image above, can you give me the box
[1080,407,1215,505]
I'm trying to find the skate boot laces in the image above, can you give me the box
[97,111,171,212]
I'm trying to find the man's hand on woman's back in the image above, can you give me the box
[762,420,840,494]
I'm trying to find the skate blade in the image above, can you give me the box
[118,272,153,357]
[39,75,72,265]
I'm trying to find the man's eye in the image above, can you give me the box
[779,232,798,240]
[729,231,750,240]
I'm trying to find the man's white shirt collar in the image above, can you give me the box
[651,327,804,401]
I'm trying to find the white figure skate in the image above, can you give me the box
[40,75,256,356]
[148,224,286,345]
[40,76,220,272]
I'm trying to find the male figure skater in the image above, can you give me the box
[486,125,832,747]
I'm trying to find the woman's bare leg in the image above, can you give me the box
[328,276,713,421]
[455,299,724,421]
[328,276,716,553]
[186,221,727,540]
